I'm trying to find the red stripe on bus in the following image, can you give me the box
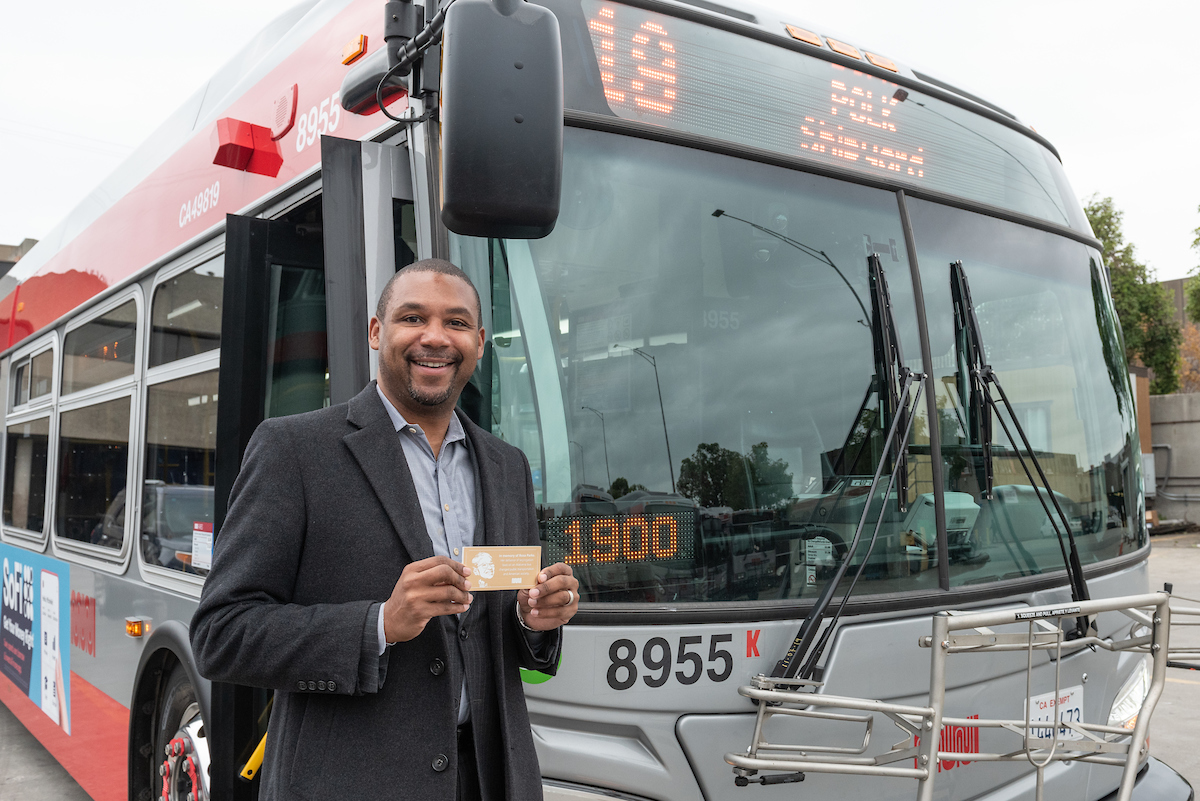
[0,670,128,801]
[0,0,399,351]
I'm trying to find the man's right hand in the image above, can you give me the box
[382,556,472,643]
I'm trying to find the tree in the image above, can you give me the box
[607,477,646,499]
[1085,196,1180,394]
[1185,206,1200,324]
[1180,324,1200,394]
[677,441,793,510]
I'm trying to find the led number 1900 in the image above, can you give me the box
[607,634,733,691]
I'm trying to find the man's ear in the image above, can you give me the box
[476,326,486,359]
[369,317,382,351]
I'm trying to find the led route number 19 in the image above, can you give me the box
[589,5,678,116]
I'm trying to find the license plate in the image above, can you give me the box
[1027,684,1084,741]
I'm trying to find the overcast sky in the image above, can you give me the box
[2,0,1197,280]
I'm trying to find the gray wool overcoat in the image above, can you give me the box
[190,382,561,800]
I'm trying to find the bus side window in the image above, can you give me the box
[149,258,224,367]
[141,371,217,576]
[62,300,138,395]
[4,417,50,533]
[56,397,132,550]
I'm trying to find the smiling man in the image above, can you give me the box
[191,259,579,801]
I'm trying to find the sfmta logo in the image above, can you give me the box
[71,592,96,657]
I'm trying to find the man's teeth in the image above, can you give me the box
[415,361,448,368]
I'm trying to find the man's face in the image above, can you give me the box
[369,271,485,416]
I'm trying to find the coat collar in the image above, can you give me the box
[343,382,511,555]
[343,382,434,562]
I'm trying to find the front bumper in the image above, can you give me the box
[1099,758,1193,801]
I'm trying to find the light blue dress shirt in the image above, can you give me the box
[375,385,476,723]
[372,386,548,725]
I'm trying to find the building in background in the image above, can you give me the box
[0,239,37,278]
[1161,277,1189,326]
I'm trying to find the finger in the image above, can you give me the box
[536,563,574,584]
[435,585,473,605]
[413,555,471,578]
[411,554,458,571]
[420,586,472,610]
[532,574,577,597]
[416,563,471,590]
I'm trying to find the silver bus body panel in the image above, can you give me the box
[526,561,1153,800]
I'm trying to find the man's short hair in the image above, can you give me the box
[375,258,482,326]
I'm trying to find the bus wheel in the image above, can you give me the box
[154,664,210,801]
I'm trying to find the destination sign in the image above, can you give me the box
[577,0,1075,230]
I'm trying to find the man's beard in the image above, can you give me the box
[405,354,461,406]
[406,374,457,406]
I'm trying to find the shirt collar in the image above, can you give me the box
[375,383,466,445]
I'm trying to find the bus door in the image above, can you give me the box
[206,135,416,800]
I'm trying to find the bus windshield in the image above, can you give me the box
[453,128,1140,606]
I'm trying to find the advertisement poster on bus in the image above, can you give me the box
[1,543,71,733]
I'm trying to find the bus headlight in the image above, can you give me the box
[1107,656,1151,731]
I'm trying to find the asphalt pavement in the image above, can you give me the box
[1,535,1198,800]
[1144,530,1200,787]
[0,699,88,800]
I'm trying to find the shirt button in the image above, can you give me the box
[430,658,445,676]
[459,628,468,641]
[317,681,326,691]
[453,547,459,556]
[432,754,448,772]
[408,427,416,434]
[444,503,450,511]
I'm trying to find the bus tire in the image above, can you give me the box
[128,622,211,801]
[155,663,208,799]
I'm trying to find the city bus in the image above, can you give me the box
[0,0,1192,800]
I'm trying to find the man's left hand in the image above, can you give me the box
[518,564,579,630]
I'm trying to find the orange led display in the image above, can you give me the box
[582,2,929,183]
[588,6,678,117]
[547,510,695,566]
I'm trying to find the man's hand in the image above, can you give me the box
[517,563,579,631]
[383,556,472,643]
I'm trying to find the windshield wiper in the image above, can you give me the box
[773,254,926,680]
[712,209,869,326]
[951,260,1092,637]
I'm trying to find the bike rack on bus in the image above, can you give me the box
[727,591,1200,801]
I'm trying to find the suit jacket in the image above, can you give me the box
[190,383,561,800]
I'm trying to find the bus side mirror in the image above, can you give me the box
[440,0,563,239]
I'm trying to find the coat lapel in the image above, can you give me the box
[343,383,434,562]
[460,411,508,547]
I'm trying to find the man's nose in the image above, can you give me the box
[419,320,453,346]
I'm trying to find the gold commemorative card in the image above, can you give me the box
[462,546,542,590]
